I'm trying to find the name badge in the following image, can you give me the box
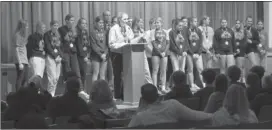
[192,42,196,46]
[158,44,162,48]
[225,41,229,45]
[236,42,240,46]
[258,44,263,47]
[83,47,87,51]
[70,43,74,48]
[54,49,58,53]
[180,45,183,49]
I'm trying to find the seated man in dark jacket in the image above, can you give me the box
[227,65,246,88]
[250,75,272,116]
[164,71,193,100]
[194,69,216,110]
[47,77,89,119]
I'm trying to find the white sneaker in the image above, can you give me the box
[78,91,90,103]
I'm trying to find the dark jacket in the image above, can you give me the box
[44,30,63,59]
[246,85,262,101]
[169,29,189,55]
[152,39,170,58]
[75,29,91,58]
[244,26,260,54]
[250,87,272,116]
[213,27,235,55]
[233,28,247,57]
[58,25,77,53]
[47,93,89,118]
[186,27,203,55]
[194,85,214,111]
[26,32,46,59]
[90,29,109,61]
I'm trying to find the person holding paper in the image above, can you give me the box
[108,12,134,100]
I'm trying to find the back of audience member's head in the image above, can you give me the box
[227,65,241,82]
[250,66,265,80]
[246,72,261,88]
[78,115,96,129]
[27,75,43,92]
[90,80,114,109]
[223,84,250,116]
[202,68,216,84]
[141,84,159,104]
[66,77,80,95]
[215,74,229,93]
[169,70,187,87]
[261,75,272,89]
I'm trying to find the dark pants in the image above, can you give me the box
[107,55,114,89]
[111,52,123,99]
[77,56,87,91]
[15,63,29,91]
[62,52,82,90]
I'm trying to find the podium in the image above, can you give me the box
[122,43,146,105]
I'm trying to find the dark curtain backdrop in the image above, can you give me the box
[1,1,263,63]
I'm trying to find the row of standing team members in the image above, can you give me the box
[13,11,267,99]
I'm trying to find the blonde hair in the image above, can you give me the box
[15,19,28,38]
[223,84,250,116]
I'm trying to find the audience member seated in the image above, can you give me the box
[250,75,272,116]
[211,84,258,127]
[15,104,48,129]
[3,75,52,121]
[194,69,216,110]
[47,77,89,120]
[246,72,262,101]
[204,74,228,113]
[128,83,212,127]
[88,80,121,120]
[227,65,246,88]
[78,115,96,129]
[164,71,193,100]
[250,66,265,86]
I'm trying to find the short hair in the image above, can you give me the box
[180,16,187,21]
[65,14,74,21]
[227,65,241,82]
[246,72,260,87]
[175,19,183,26]
[262,75,272,88]
[95,16,104,23]
[220,17,227,22]
[170,70,187,86]
[215,74,229,93]
[250,66,265,80]
[155,17,163,24]
[187,16,197,27]
[50,20,59,26]
[202,69,216,84]
[66,77,80,94]
[141,83,158,104]
[246,16,253,20]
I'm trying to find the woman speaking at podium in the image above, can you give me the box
[108,12,134,100]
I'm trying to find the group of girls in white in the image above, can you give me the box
[14,10,267,99]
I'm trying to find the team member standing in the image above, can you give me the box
[27,22,46,78]
[14,19,29,91]
[232,20,247,83]
[256,20,267,69]
[244,16,261,66]
[44,20,63,96]
[213,18,235,74]
[169,19,188,72]
[151,17,170,93]
[108,12,134,100]
[58,14,81,82]
[132,18,153,84]
[186,17,204,91]
[75,18,91,91]
[198,16,214,69]
[90,16,108,83]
